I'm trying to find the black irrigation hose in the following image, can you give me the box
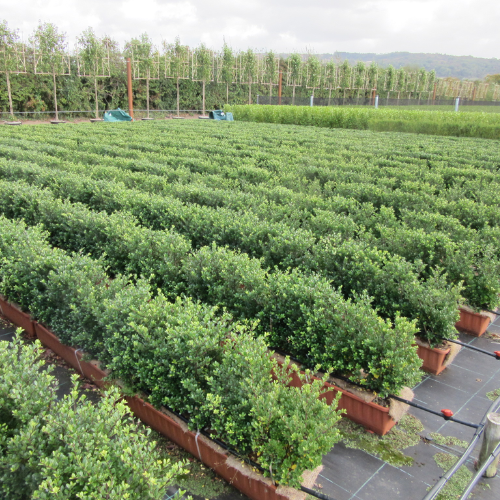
[141,389,338,500]
[423,393,500,500]
[389,395,480,429]
[300,485,336,500]
[486,309,500,316]
[444,338,500,360]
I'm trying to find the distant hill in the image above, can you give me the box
[324,52,500,80]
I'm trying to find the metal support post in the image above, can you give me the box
[310,95,314,107]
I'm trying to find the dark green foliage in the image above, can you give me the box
[0,216,343,487]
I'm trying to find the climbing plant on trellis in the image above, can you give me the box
[261,50,279,101]
[385,65,396,100]
[30,22,70,121]
[126,33,160,119]
[322,60,338,104]
[305,54,322,97]
[192,44,214,115]
[353,61,366,99]
[285,53,303,105]
[0,21,26,119]
[164,38,190,116]
[217,43,237,104]
[76,28,111,119]
[338,60,351,99]
[238,48,259,104]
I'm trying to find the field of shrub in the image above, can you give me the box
[0,118,499,483]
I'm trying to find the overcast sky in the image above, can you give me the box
[1,0,499,58]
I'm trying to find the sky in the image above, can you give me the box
[1,0,499,59]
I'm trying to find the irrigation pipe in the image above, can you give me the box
[444,338,500,360]
[422,393,500,500]
[388,395,480,429]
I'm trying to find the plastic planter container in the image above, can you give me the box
[416,343,451,375]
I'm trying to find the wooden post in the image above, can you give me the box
[477,413,500,477]
[127,58,134,120]
[472,86,476,102]
[278,71,282,105]
[432,81,437,104]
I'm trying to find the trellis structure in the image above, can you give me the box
[164,38,190,117]
[76,28,111,119]
[0,21,26,119]
[30,22,70,121]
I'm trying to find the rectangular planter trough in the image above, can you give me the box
[275,358,396,435]
[0,295,35,337]
[34,323,109,388]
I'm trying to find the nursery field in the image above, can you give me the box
[0,119,499,489]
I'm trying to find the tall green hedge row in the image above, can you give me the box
[225,105,500,140]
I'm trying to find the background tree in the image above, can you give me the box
[164,37,190,117]
[286,53,302,105]
[0,20,26,120]
[126,33,159,119]
[192,43,213,115]
[30,22,69,121]
[76,28,111,119]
